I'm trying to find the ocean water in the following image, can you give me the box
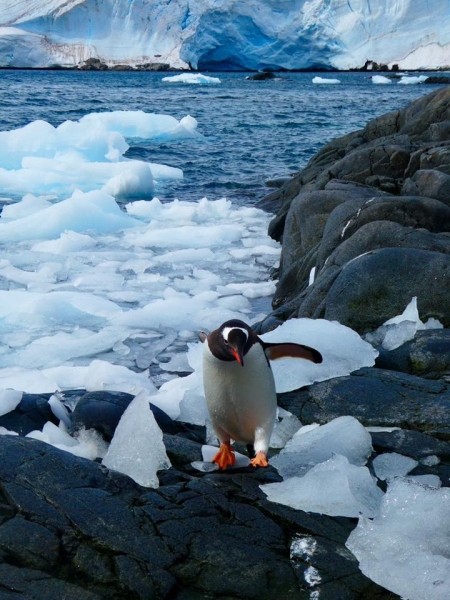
[0,70,440,396]
[0,70,440,205]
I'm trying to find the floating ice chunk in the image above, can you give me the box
[372,452,418,481]
[371,75,392,84]
[130,224,242,249]
[0,389,22,417]
[312,76,341,84]
[262,454,383,518]
[398,75,428,84]
[346,478,450,600]
[79,110,200,140]
[271,416,373,479]
[83,360,157,395]
[102,390,170,487]
[270,408,302,449]
[162,73,221,85]
[32,231,97,253]
[1,194,52,220]
[0,190,139,242]
[261,318,378,393]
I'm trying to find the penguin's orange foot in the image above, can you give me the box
[250,451,269,468]
[212,442,236,470]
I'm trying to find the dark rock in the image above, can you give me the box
[370,428,450,461]
[262,88,450,335]
[0,434,393,599]
[136,62,171,71]
[163,433,203,466]
[425,76,450,84]
[68,390,134,439]
[78,58,108,71]
[0,393,56,435]
[401,169,450,205]
[246,71,277,80]
[318,221,450,274]
[375,329,450,379]
[278,368,450,439]
[322,248,450,332]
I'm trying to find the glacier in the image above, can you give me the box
[0,0,449,71]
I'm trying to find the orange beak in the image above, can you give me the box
[231,347,244,366]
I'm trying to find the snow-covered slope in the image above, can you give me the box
[0,0,449,71]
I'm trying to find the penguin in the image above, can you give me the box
[199,319,322,470]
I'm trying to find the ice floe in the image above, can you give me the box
[312,76,341,84]
[162,73,221,84]
[371,75,392,84]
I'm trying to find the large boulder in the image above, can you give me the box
[260,86,450,334]
[0,434,393,600]
[322,248,450,332]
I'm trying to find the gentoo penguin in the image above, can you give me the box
[200,319,322,469]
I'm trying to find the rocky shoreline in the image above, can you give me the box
[0,87,449,599]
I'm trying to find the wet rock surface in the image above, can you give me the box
[0,431,400,600]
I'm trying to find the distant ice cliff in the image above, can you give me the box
[0,0,449,70]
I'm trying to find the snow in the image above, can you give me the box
[262,454,384,518]
[0,1,449,70]
[346,479,450,600]
[162,73,221,84]
[271,416,373,479]
[102,390,171,488]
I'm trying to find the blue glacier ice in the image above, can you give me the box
[0,0,449,70]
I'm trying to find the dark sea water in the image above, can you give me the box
[0,70,443,205]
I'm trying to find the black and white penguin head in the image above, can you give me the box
[199,319,256,366]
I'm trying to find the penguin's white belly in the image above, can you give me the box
[203,341,277,445]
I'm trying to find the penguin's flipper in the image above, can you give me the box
[262,341,323,364]
[212,441,236,470]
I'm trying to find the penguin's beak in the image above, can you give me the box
[230,347,244,367]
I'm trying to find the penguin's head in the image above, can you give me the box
[200,319,254,367]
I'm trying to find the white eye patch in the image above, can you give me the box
[222,327,249,342]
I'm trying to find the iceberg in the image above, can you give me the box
[0,1,449,71]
